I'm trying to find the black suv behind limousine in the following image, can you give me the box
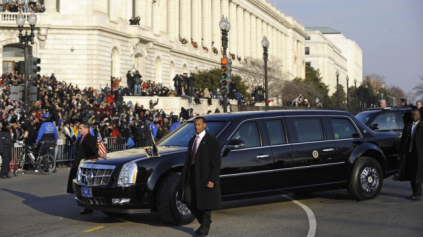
[73,110,400,225]
[356,107,412,137]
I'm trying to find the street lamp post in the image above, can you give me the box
[346,75,349,108]
[354,79,357,109]
[261,36,270,111]
[16,11,37,118]
[219,16,231,113]
[336,70,339,108]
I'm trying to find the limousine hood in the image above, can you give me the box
[91,146,187,166]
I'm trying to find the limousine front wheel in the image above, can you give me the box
[157,173,195,225]
[348,157,383,200]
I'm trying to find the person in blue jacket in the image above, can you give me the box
[36,113,59,144]
[35,113,59,172]
[169,116,181,133]
[147,117,157,139]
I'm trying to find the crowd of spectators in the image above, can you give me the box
[0,0,45,13]
[0,70,212,168]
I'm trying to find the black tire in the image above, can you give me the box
[13,154,25,176]
[348,157,383,200]
[157,173,195,225]
[37,155,56,175]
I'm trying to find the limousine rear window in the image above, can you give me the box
[158,121,227,147]
[294,118,324,142]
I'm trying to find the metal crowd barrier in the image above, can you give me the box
[103,137,127,153]
[2,137,129,167]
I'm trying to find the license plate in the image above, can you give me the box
[81,187,92,197]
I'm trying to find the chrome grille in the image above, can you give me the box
[78,164,115,186]
[78,195,106,205]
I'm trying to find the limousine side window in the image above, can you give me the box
[230,122,260,148]
[265,120,286,145]
[330,118,359,139]
[294,118,324,142]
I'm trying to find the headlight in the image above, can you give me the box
[77,159,86,183]
[118,162,138,186]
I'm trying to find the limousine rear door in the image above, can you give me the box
[220,119,273,198]
[285,117,338,187]
[263,118,293,191]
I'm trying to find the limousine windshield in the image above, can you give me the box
[158,121,227,147]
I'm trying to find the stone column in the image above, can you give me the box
[167,0,176,40]
[267,25,272,57]
[277,31,282,65]
[44,0,57,13]
[137,0,146,26]
[250,14,256,59]
[152,1,159,34]
[243,10,250,59]
[175,0,180,39]
[272,27,277,58]
[180,0,189,39]
[191,0,200,42]
[221,0,229,20]
[202,0,211,48]
[228,2,237,56]
[211,0,221,50]
[236,6,244,58]
[145,0,152,28]
[256,18,262,60]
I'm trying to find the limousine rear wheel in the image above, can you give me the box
[157,173,195,225]
[348,157,383,200]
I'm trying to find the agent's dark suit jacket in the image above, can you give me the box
[399,120,423,183]
[67,133,98,194]
[73,133,98,168]
[178,132,222,210]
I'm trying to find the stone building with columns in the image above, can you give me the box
[0,0,307,90]
[304,27,363,94]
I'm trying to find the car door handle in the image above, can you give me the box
[256,155,270,159]
[323,148,335,152]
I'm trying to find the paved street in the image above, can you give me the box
[0,167,422,237]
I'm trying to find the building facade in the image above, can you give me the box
[0,0,306,90]
[305,27,363,94]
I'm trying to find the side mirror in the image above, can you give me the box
[221,139,245,157]
[369,123,379,131]
[226,139,245,150]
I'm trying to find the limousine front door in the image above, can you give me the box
[220,120,273,198]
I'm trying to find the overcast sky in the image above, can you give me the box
[273,0,423,94]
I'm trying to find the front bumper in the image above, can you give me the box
[73,179,152,213]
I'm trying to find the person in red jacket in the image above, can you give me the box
[105,93,114,104]
[110,124,121,137]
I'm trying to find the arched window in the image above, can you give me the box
[182,64,188,74]
[134,53,145,77]
[170,61,175,81]
[3,45,24,57]
[155,57,162,83]
[111,47,120,77]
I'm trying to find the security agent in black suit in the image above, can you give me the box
[66,122,99,213]
[399,109,423,200]
[0,122,13,179]
[178,117,221,237]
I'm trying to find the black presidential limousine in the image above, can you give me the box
[73,110,400,225]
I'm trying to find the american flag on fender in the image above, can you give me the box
[97,137,107,159]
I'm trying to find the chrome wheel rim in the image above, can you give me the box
[175,192,191,216]
[360,167,379,193]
